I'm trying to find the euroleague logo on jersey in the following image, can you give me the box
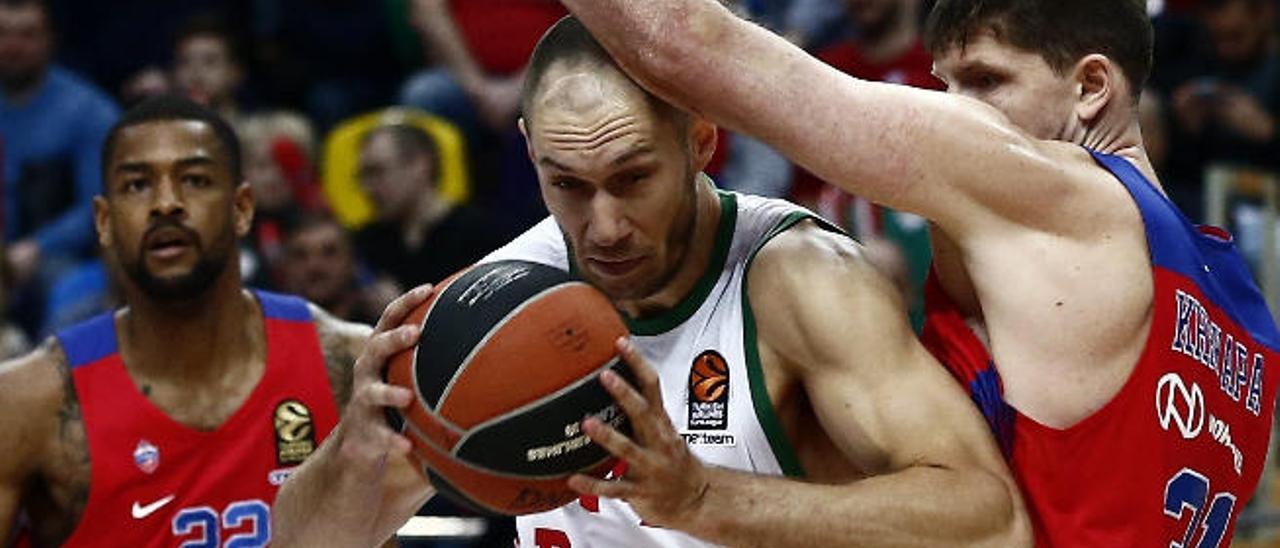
[687,350,729,430]
[274,399,317,465]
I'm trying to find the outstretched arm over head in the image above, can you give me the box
[557,0,1102,238]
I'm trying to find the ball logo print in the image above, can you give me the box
[386,260,632,515]
[1156,373,1205,440]
[688,350,729,431]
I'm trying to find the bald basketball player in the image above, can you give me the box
[556,0,1280,545]
[0,96,381,547]
[272,16,1030,548]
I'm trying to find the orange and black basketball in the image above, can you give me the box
[385,260,632,516]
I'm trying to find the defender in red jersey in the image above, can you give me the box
[542,0,1279,544]
[0,96,374,547]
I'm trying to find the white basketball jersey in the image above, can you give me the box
[482,189,824,548]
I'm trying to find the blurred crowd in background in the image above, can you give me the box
[1,0,1277,544]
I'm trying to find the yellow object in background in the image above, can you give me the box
[322,107,471,229]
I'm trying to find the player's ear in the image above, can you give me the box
[233,180,254,238]
[93,195,112,248]
[519,117,535,163]
[689,117,718,173]
[1073,53,1116,124]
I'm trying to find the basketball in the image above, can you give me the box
[385,260,633,516]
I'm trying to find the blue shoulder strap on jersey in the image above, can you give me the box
[1089,150,1279,351]
[56,312,118,370]
[254,290,314,322]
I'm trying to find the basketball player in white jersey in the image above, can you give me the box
[272,17,1030,547]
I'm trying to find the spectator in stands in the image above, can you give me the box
[1163,0,1279,272]
[238,110,323,289]
[401,0,564,137]
[820,0,942,94]
[400,0,565,230]
[173,14,246,126]
[737,0,848,50]
[44,0,224,101]
[354,123,507,290]
[1171,0,1277,169]
[281,214,390,325]
[0,0,119,334]
[119,65,173,107]
[1164,0,1278,220]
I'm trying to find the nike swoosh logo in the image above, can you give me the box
[131,495,176,519]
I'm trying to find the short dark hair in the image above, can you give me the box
[924,0,1153,99]
[521,16,689,130]
[283,212,348,246]
[521,16,615,121]
[102,95,243,192]
[362,124,441,181]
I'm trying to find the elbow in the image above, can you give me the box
[974,469,1034,548]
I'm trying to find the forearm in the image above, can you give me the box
[683,465,1028,548]
[271,439,373,547]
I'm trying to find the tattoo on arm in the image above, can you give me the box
[314,310,364,408]
[321,332,356,408]
[32,341,91,546]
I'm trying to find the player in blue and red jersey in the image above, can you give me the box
[528,0,1280,545]
[0,96,379,547]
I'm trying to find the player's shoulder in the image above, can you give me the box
[308,302,372,407]
[308,302,373,366]
[749,219,871,286]
[0,338,74,434]
[998,138,1144,233]
[746,219,895,321]
[309,302,374,340]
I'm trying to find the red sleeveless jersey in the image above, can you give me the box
[921,151,1280,547]
[53,291,339,548]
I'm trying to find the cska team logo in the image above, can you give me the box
[133,440,160,474]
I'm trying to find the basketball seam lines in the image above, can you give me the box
[433,281,586,412]
[402,383,614,482]
[411,274,463,438]
[450,355,623,470]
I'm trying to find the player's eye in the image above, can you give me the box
[963,71,1004,92]
[625,170,651,185]
[551,177,585,191]
[122,178,150,194]
[182,174,213,188]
